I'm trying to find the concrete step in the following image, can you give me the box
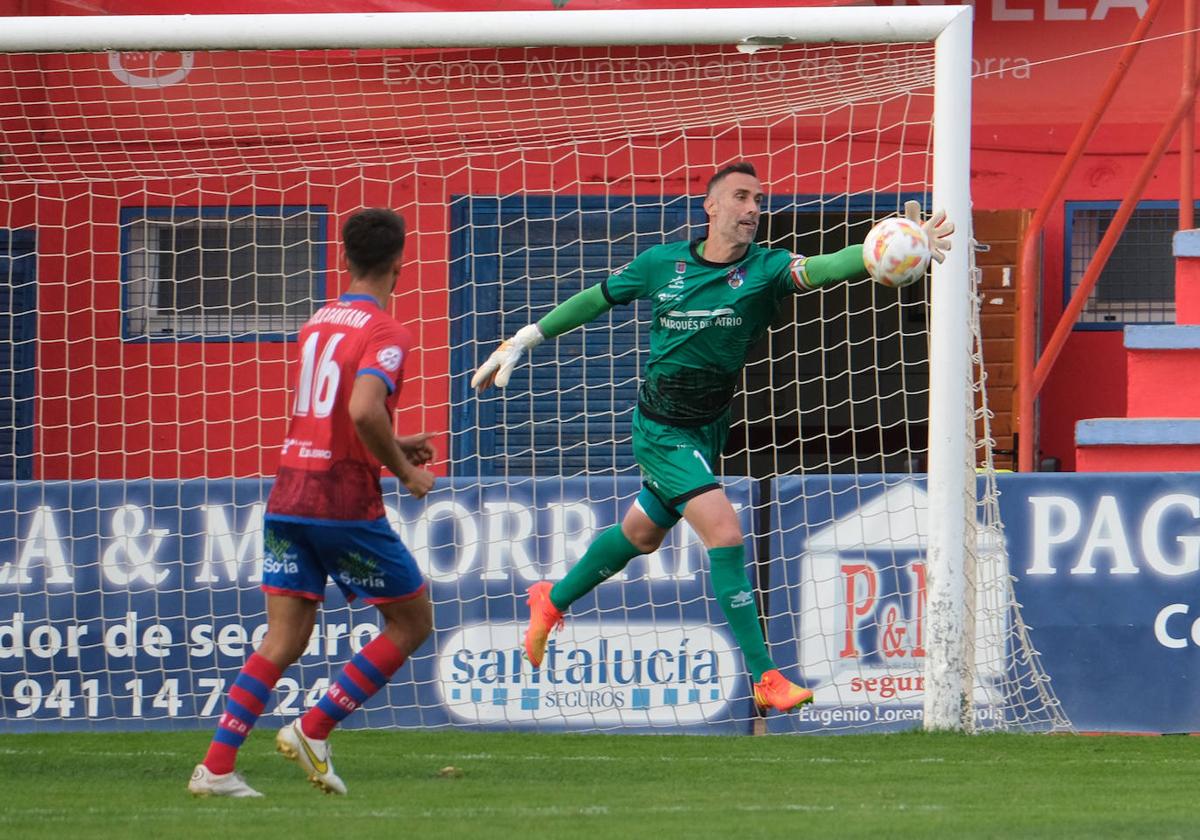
[1076,418,1200,471]
[1125,325,1200,418]
[1175,229,1200,325]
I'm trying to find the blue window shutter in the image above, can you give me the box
[0,229,37,480]
[451,195,692,476]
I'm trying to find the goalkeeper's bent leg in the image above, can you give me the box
[529,505,666,666]
[549,524,643,610]
[550,490,675,610]
[708,544,776,682]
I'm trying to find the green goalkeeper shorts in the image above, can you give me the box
[631,407,729,521]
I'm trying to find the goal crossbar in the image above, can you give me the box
[0,7,970,51]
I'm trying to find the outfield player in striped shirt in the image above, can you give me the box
[189,208,435,798]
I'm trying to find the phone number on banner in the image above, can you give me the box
[2,676,329,720]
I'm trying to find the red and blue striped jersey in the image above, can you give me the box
[267,293,413,522]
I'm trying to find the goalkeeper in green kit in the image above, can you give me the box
[471,162,953,713]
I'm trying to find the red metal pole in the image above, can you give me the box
[1016,0,1166,472]
[1181,0,1196,232]
[1033,77,1200,396]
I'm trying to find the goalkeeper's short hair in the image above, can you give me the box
[706,161,757,195]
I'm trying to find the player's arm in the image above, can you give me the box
[472,247,656,392]
[348,374,434,499]
[395,432,436,466]
[792,203,954,290]
[470,284,615,392]
[792,244,870,290]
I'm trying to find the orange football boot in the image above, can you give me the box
[752,669,814,713]
[524,581,565,668]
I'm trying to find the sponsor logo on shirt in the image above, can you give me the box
[658,307,744,330]
[282,438,332,460]
[376,345,403,372]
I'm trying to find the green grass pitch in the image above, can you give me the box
[2,729,1199,838]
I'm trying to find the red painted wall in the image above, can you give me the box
[1,0,1191,475]
[969,121,1184,470]
[1127,348,1200,417]
[2,179,449,480]
[1077,444,1200,473]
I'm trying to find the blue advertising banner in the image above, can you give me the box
[997,472,1200,734]
[766,476,937,734]
[0,477,757,733]
[767,473,1200,734]
[4,472,1199,734]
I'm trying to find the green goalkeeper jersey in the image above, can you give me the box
[601,239,815,427]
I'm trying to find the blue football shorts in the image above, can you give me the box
[261,516,426,605]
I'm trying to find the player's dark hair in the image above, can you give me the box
[342,208,407,277]
[706,161,758,195]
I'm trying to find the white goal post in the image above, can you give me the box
[0,6,1065,735]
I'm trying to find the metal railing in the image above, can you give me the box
[1017,0,1196,471]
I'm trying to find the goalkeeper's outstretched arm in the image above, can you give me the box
[799,201,955,289]
[799,244,870,288]
[470,284,614,392]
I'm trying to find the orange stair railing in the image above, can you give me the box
[1016,0,1197,471]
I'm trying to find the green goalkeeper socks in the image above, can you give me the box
[548,531,776,682]
[708,544,775,683]
[549,524,641,611]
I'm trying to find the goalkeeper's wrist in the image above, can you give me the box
[513,323,545,348]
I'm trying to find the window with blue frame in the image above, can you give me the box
[121,206,327,340]
[449,192,929,478]
[0,228,36,480]
[1065,201,1194,328]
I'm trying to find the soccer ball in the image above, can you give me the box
[863,216,931,289]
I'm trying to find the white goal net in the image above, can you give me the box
[0,8,1069,734]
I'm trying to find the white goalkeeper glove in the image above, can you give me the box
[470,323,545,391]
[904,200,955,263]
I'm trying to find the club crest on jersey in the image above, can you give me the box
[726,266,746,289]
[376,345,403,372]
[675,261,686,274]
